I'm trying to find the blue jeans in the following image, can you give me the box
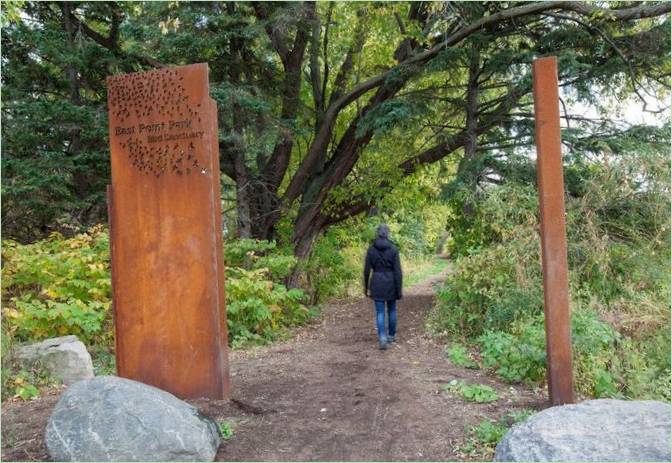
[374,299,397,342]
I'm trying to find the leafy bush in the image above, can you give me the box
[446,344,478,369]
[431,187,544,339]
[304,230,358,303]
[226,267,311,347]
[2,225,112,345]
[445,380,499,403]
[478,325,546,384]
[224,239,297,281]
[433,150,670,400]
[1,230,315,353]
[477,311,624,389]
[471,419,508,445]
[222,238,314,346]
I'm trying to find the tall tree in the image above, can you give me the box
[3,1,669,274]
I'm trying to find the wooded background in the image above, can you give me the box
[3,2,669,256]
[2,1,670,404]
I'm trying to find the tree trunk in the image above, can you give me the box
[457,46,482,216]
[248,181,280,240]
[285,213,328,288]
[61,4,90,209]
[233,152,253,238]
[457,45,481,183]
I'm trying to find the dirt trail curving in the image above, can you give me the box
[1,273,546,462]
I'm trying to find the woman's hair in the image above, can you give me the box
[377,223,390,239]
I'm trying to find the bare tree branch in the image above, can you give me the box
[67,8,166,68]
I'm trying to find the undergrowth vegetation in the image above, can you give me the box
[1,231,315,351]
[431,150,671,401]
[445,380,499,403]
[459,410,535,459]
[223,239,313,347]
[1,208,446,399]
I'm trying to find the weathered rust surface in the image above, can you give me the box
[107,63,229,399]
[532,56,575,405]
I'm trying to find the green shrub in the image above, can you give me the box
[223,238,317,345]
[304,230,358,303]
[226,267,311,347]
[434,150,670,400]
[224,239,297,281]
[430,189,544,339]
[445,380,499,403]
[1,229,315,354]
[446,344,478,369]
[478,326,547,384]
[471,419,508,445]
[2,226,112,345]
[570,309,621,396]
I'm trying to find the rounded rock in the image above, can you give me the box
[45,376,220,461]
[495,399,671,462]
[15,335,94,385]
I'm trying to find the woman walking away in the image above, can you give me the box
[364,224,403,350]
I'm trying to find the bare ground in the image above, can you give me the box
[2,273,547,462]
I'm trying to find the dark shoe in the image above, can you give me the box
[388,336,396,343]
[379,340,388,350]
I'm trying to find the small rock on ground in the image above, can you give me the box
[15,335,94,385]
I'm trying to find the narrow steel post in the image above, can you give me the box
[532,56,575,405]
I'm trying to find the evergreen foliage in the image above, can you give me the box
[2,1,669,262]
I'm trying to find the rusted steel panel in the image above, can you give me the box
[107,63,229,399]
[532,56,575,405]
[207,98,230,396]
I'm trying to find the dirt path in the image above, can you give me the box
[204,273,546,461]
[2,273,546,461]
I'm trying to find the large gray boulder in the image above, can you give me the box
[45,376,221,461]
[15,335,94,385]
[495,399,671,462]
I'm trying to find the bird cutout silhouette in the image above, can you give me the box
[108,68,207,177]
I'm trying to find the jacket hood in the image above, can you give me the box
[373,238,392,251]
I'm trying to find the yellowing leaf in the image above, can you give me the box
[4,308,20,318]
[44,288,59,298]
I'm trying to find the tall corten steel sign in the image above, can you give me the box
[107,63,229,399]
[532,56,575,405]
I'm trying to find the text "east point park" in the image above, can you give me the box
[114,118,193,137]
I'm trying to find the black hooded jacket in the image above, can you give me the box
[364,238,403,300]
